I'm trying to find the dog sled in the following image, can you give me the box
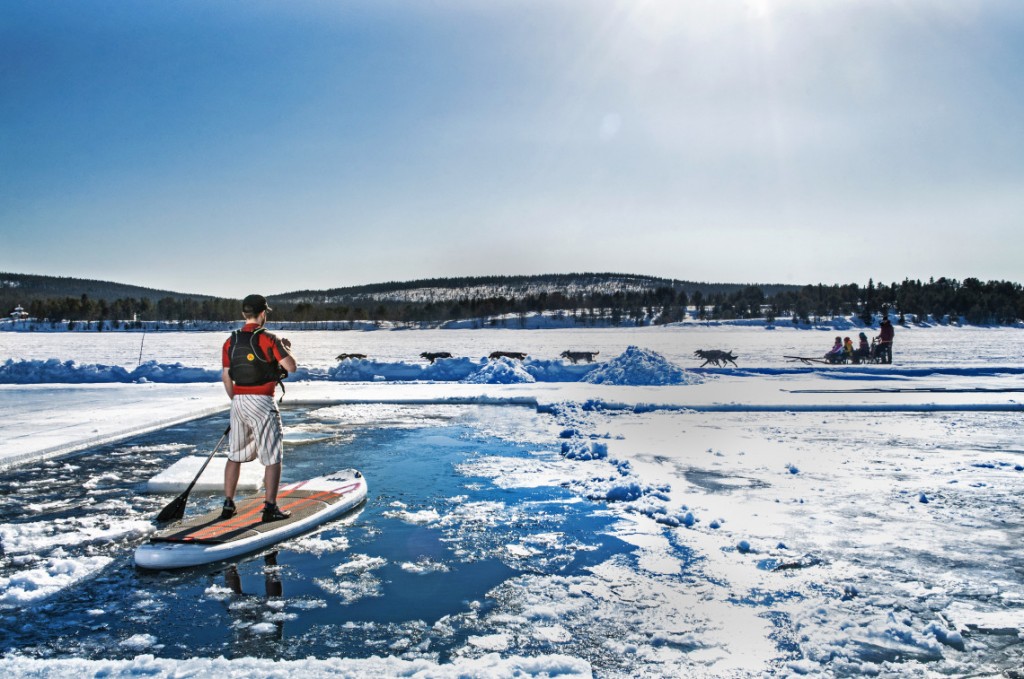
[784,355,832,365]
[786,356,890,366]
[785,353,888,366]
[785,341,888,366]
[786,335,891,366]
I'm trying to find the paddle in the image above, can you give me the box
[156,425,231,523]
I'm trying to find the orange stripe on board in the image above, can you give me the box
[276,482,362,515]
[188,478,313,541]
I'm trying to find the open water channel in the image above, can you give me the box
[0,403,634,665]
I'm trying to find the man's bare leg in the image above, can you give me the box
[264,462,282,505]
[224,460,242,500]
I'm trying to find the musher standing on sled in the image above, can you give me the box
[221,294,297,522]
[876,316,895,364]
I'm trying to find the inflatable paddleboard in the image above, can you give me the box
[135,469,367,570]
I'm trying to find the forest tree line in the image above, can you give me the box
[3,277,1023,327]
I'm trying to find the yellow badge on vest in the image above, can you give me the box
[247,353,256,361]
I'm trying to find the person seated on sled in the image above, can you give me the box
[854,332,871,363]
[824,336,845,363]
[843,337,854,360]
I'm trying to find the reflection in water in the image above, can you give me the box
[224,551,283,599]
[223,551,285,645]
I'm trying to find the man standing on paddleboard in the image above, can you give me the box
[221,294,297,522]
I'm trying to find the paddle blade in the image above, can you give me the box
[156,493,188,523]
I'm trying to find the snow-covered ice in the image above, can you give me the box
[1,323,1023,677]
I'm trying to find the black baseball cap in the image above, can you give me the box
[242,294,272,314]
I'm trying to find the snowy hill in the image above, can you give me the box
[4,272,1022,326]
[268,273,791,306]
[0,272,210,302]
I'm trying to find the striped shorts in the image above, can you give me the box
[228,395,284,466]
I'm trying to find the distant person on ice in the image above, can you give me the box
[876,317,895,364]
[856,332,871,362]
[824,336,844,363]
[221,294,296,522]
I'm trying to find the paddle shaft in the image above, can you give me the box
[156,425,230,522]
[182,424,231,497]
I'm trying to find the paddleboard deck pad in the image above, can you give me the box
[135,469,367,570]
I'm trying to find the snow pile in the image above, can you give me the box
[560,439,607,461]
[464,357,536,384]
[0,359,219,384]
[925,622,965,651]
[132,362,218,383]
[582,346,701,386]
[323,359,478,382]
[0,359,131,384]
[564,465,689,528]
[0,349,699,386]
[422,358,480,382]
[325,360,401,381]
[324,357,572,384]
[520,359,597,382]
[548,403,696,528]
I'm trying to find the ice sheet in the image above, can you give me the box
[145,456,263,493]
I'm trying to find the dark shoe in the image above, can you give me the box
[262,502,290,522]
[220,498,236,520]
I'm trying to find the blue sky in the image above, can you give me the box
[2,0,1023,298]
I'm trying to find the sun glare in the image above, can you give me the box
[747,0,774,20]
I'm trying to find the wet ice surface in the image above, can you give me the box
[2,400,1024,676]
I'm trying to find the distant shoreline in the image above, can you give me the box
[1,314,1022,333]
